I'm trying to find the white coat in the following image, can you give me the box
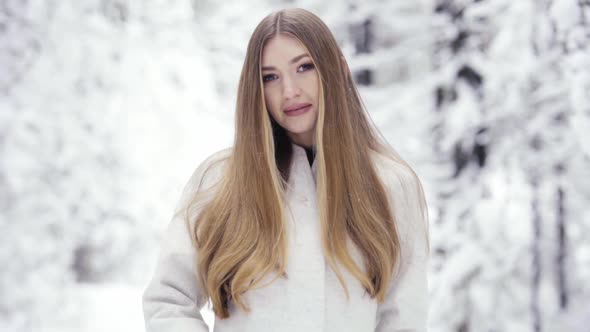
[142,142,429,332]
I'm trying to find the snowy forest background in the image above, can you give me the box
[1,0,589,331]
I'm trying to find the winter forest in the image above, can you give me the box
[1,0,589,331]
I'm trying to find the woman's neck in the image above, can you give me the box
[287,131,315,150]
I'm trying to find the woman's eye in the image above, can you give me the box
[263,74,277,83]
[263,63,314,84]
[298,63,315,72]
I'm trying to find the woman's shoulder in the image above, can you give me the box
[197,147,233,172]
[176,147,232,208]
[369,149,420,191]
[370,149,429,247]
[172,147,233,219]
[190,147,233,189]
[370,149,428,218]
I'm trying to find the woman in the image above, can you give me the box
[142,8,429,332]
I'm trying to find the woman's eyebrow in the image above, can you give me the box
[261,53,310,71]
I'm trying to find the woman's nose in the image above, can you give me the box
[282,77,301,100]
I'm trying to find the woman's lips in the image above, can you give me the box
[284,104,312,116]
[284,102,311,112]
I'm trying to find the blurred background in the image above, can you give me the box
[1,0,589,331]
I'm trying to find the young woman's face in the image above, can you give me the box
[261,34,320,148]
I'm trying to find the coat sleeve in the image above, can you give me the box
[142,152,227,332]
[375,163,430,332]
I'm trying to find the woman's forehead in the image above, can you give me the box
[262,34,308,60]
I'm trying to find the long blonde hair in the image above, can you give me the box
[186,8,429,319]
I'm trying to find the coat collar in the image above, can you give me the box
[291,142,318,184]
